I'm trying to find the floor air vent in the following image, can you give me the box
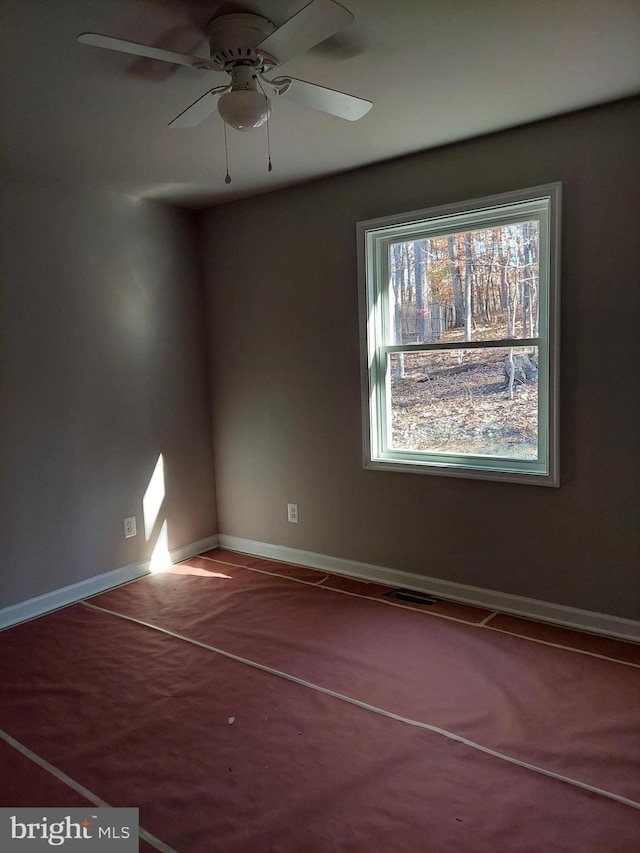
[384,589,439,605]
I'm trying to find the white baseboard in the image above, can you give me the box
[0,535,219,631]
[5,532,637,644]
[169,535,219,565]
[218,535,640,643]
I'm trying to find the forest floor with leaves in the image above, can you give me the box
[390,346,539,459]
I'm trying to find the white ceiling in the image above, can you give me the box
[3,0,640,208]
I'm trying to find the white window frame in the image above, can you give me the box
[357,183,561,486]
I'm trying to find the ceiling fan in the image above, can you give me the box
[77,0,372,134]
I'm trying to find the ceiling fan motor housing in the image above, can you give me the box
[206,13,277,70]
[226,65,258,92]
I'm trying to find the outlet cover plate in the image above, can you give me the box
[124,516,137,538]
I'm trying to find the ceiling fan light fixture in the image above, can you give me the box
[217,89,271,131]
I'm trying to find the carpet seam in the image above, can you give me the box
[195,555,640,668]
[79,600,640,813]
[0,729,177,853]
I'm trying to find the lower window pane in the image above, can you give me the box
[388,347,539,459]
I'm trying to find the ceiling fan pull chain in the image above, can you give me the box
[266,104,273,173]
[256,75,273,174]
[223,122,232,184]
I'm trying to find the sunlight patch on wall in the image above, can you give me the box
[143,454,165,541]
[149,519,171,573]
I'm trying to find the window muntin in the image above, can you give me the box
[358,185,560,485]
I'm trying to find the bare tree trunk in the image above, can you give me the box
[525,222,539,337]
[464,232,473,342]
[414,239,428,342]
[402,243,413,309]
[509,270,517,338]
[484,229,499,321]
[518,226,533,339]
[500,229,518,339]
[447,234,464,328]
[391,244,405,379]
[500,256,513,338]
[507,348,515,400]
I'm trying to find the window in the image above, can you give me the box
[357,184,561,485]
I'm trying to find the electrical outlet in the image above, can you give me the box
[287,503,298,524]
[123,516,137,538]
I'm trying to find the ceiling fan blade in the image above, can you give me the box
[256,0,353,65]
[77,33,219,71]
[168,86,229,128]
[274,77,372,121]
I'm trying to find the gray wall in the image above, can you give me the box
[201,97,640,620]
[1,178,217,608]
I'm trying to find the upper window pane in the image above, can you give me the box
[387,221,540,344]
